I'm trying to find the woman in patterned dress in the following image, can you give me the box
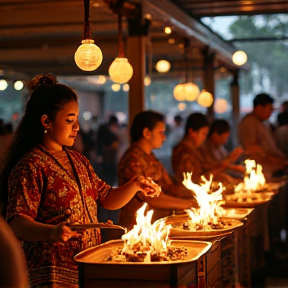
[118,110,198,231]
[0,74,160,288]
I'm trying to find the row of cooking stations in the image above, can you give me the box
[75,160,288,288]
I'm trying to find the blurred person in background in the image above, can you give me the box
[96,115,120,186]
[200,119,245,179]
[238,93,288,178]
[0,120,13,171]
[170,114,185,148]
[172,112,239,186]
[274,111,288,159]
[118,110,198,231]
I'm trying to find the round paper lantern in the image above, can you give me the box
[184,82,200,101]
[109,57,133,84]
[74,39,103,71]
[197,89,214,107]
[214,98,228,114]
[155,60,171,73]
[232,50,247,66]
[173,83,186,101]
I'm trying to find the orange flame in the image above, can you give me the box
[121,203,172,255]
[182,172,226,227]
[234,160,267,201]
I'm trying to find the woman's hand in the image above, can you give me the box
[49,222,80,244]
[136,176,162,197]
[229,147,243,163]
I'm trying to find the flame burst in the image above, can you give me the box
[235,159,266,192]
[121,203,172,260]
[233,160,267,202]
[182,172,226,228]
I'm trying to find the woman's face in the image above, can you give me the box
[190,126,209,148]
[43,100,79,151]
[147,121,166,149]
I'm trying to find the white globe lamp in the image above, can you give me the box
[197,89,214,107]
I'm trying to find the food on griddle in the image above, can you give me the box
[106,243,188,263]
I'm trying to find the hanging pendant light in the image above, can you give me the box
[173,39,199,101]
[155,60,171,73]
[197,89,214,107]
[74,0,103,71]
[173,83,186,101]
[109,6,133,84]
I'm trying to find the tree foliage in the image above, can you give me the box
[229,14,288,98]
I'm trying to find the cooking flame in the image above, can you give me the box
[121,203,172,255]
[182,172,226,227]
[235,159,266,193]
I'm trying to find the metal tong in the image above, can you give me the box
[68,222,127,232]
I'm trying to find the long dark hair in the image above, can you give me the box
[130,110,164,143]
[184,112,209,135]
[0,74,78,215]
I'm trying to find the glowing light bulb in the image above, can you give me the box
[122,83,130,92]
[164,27,172,34]
[214,98,228,114]
[197,89,214,107]
[173,83,186,101]
[109,58,133,84]
[155,60,171,73]
[178,103,186,111]
[14,80,24,91]
[144,76,151,86]
[74,39,103,71]
[0,79,8,91]
[232,50,247,66]
[184,82,200,101]
[111,83,121,92]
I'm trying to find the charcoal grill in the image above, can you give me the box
[74,239,212,288]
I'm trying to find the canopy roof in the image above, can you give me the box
[0,0,286,79]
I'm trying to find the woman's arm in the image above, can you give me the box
[9,215,79,243]
[144,192,198,210]
[102,176,161,210]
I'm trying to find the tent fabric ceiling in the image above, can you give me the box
[0,0,286,78]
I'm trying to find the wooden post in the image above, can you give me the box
[231,70,240,146]
[203,48,215,121]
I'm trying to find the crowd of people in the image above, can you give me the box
[0,73,287,287]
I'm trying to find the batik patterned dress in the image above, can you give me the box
[7,145,111,286]
[118,144,174,230]
[172,140,210,185]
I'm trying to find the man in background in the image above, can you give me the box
[238,93,287,178]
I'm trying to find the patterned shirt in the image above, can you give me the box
[118,144,174,230]
[7,145,111,286]
[172,140,210,184]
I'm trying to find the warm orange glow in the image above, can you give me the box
[182,173,226,227]
[121,203,172,257]
[235,159,266,193]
